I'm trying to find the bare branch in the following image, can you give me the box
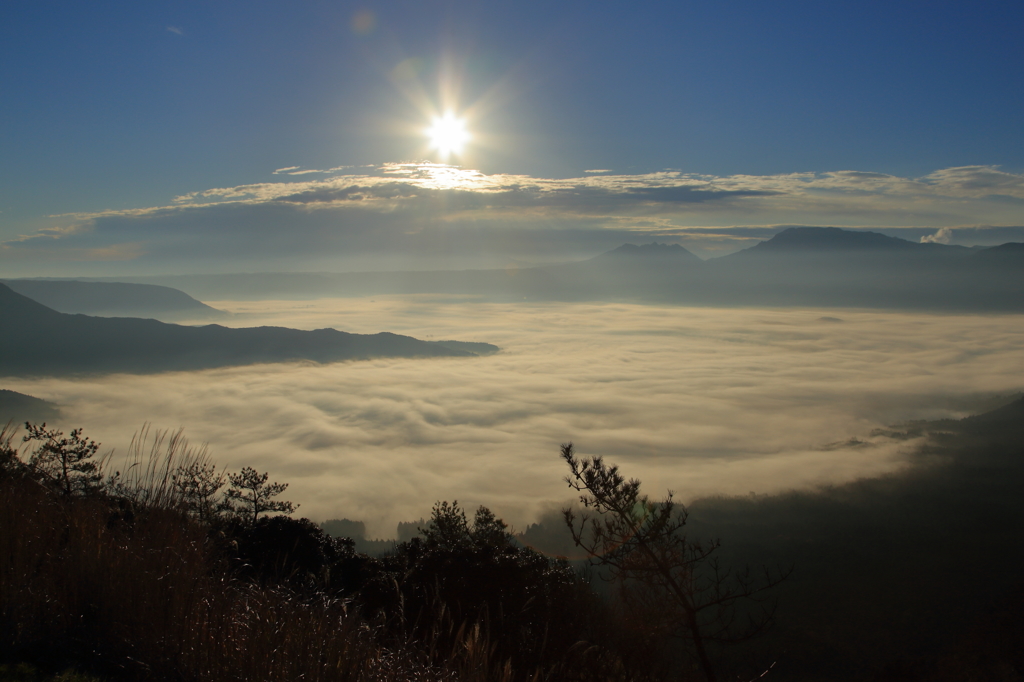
[560,441,787,682]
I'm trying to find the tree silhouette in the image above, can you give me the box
[391,500,589,672]
[0,423,21,477]
[23,422,102,496]
[172,461,226,523]
[561,442,788,682]
[224,466,296,525]
[419,500,515,552]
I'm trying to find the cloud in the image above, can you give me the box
[584,169,612,174]
[921,227,954,244]
[5,164,1024,274]
[166,26,183,35]
[921,166,1024,197]
[272,167,327,176]
[7,299,1023,537]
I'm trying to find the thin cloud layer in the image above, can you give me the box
[6,299,1023,537]
[4,164,1024,273]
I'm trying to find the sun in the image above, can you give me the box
[425,113,470,159]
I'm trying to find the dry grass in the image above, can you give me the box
[0,427,643,682]
[0,469,477,681]
[0,425,453,682]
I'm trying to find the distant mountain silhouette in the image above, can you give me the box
[589,242,701,262]
[0,389,59,424]
[695,227,1022,310]
[725,226,970,257]
[0,284,491,377]
[972,241,1024,263]
[0,279,222,321]
[65,229,1024,312]
[433,340,500,355]
[523,242,706,302]
[951,394,1024,429]
[982,242,1024,253]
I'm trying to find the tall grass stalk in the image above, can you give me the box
[105,425,210,510]
[4,428,632,682]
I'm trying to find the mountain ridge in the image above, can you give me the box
[722,226,971,257]
[0,389,60,423]
[591,242,701,261]
[0,279,223,321]
[0,284,494,377]
[31,228,1023,311]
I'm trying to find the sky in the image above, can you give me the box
[2,0,1024,274]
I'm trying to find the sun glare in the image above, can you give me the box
[426,113,470,159]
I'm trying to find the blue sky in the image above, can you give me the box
[2,0,1023,274]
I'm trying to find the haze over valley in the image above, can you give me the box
[63,226,1024,311]
[4,287,1022,538]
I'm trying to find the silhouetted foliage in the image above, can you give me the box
[223,466,296,526]
[562,443,789,682]
[171,460,225,523]
[396,518,425,542]
[320,517,366,541]
[11,402,1020,681]
[224,515,369,592]
[360,500,620,675]
[0,662,105,682]
[22,423,102,497]
[419,500,514,552]
[0,424,23,479]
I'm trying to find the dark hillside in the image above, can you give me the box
[2,395,1022,680]
[0,390,59,424]
[0,284,484,377]
[0,432,639,682]
[977,241,1024,255]
[970,241,1024,266]
[687,396,1024,680]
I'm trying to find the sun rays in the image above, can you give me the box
[425,112,471,160]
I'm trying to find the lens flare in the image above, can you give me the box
[425,113,470,160]
[350,9,375,34]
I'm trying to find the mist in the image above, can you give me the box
[5,297,1023,538]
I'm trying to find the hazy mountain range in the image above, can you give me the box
[0,283,497,377]
[0,279,223,321]
[40,227,1021,311]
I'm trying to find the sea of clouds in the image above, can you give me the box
[7,298,1024,537]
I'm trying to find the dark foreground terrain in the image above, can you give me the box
[685,396,1024,680]
[1,396,1022,682]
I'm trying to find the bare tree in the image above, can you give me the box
[561,443,788,682]
[224,466,296,526]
